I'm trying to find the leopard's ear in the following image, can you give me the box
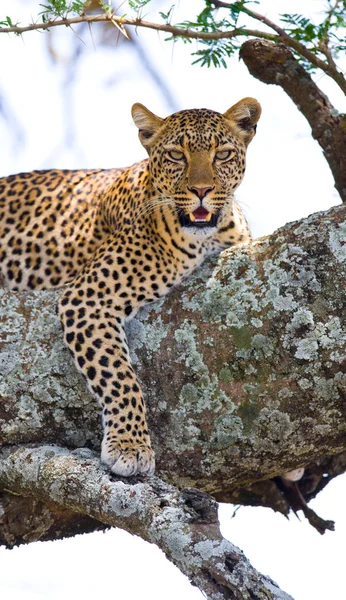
[132,103,164,150]
[223,98,261,145]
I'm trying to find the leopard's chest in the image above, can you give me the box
[93,227,207,320]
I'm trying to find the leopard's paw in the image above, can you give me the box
[101,440,155,477]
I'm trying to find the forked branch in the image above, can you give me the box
[0,445,292,600]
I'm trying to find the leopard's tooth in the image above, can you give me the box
[205,212,212,222]
[189,213,196,222]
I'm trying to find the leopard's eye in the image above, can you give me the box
[215,150,236,161]
[167,150,185,162]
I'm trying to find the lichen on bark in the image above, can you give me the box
[1,203,346,598]
[2,205,346,492]
[128,204,346,493]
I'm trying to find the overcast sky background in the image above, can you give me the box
[0,1,345,599]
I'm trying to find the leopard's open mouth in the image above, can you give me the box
[178,207,219,228]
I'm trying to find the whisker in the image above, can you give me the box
[233,196,258,218]
[135,197,170,214]
[130,197,175,224]
[143,200,174,216]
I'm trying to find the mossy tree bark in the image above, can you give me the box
[2,203,346,598]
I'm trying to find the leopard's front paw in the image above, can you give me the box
[101,439,155,477]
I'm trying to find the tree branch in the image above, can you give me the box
[318,34,345,92]
[2,203,346,486]
[1,197,346,600]
[239,39,346,202]
[0,12,276,42]
[2,5,344,91]
[0,445,292,600]
[211,1,346,93]
[2,202,346,593]
[0,490,108,547]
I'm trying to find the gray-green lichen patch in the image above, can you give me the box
[164,381,236,455]
[328,221,346,263]
[126,308,171,365]
[173,320,237,414]
[180,383,199,404]
[179,250,262,328]
[101,481,146,518]
[151,506,193,562]
[250,334,275,358]
[297,377,312,390]
[219,367,233,383]
[313,375,344,406]
[174,320,208,375]
[0,350,22,377]
[213,413,243,449]
[0,291,26,376]
[254,409,294,452]
[160,525,193,563]
[179,376,235,415]
[194,537,233,561]
[0,289,100,448]
[251,318,263,328]
[284,312,346,362]
[2,394,42,437]
[286,307,314,332]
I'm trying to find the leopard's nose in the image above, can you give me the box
[188,185,215,200]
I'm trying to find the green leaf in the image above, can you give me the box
[38,0,89,19]
[128,0,151,11]
[0,15,18,28]
[99,1,113,14]
[159,5,175,22]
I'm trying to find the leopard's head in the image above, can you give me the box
[132,98,261,237]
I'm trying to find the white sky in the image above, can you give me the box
[0,1,345,599]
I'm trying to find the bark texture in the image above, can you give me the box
[0,446,293,600]
[2,204,346,491]
[0,491,108,547]
[240,39,346,202]
[2,203,346,598]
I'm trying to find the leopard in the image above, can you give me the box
[0,97,261,477]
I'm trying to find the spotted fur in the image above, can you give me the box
[0,98,261,476]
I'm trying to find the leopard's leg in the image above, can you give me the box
[57,286,155,477]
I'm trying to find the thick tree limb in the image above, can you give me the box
[240,39,346,202]
[0,445,292,600]
[2,203,346,596]
[2,204,346,491]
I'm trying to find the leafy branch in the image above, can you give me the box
[209,0,346,90]
[38,1,90,21]
[0,1,345,94]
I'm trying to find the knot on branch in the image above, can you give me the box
[239,39,305,85]
[180,488,218,523]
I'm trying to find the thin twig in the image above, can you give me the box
[0,12,276,42]
[325,0,343,23]
[88,21,96,51]
[0,9,345,93]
